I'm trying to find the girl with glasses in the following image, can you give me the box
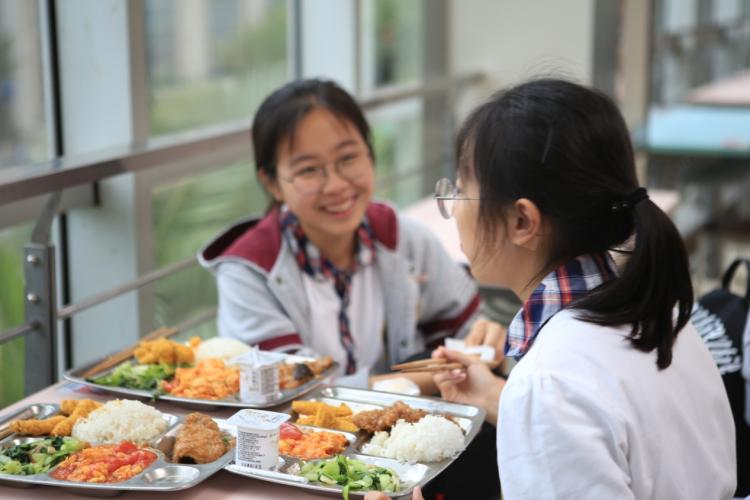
[199,79,482,390]
[370,79,736,500]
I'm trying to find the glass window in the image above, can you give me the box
[151,162,268,336]
[0,0,50,169]
[361,0,423,91]
[653,0,750,104]
[369,99,426,206]
[145,0,289,136]
[0,223,33,407]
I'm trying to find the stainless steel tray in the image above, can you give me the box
[0,404,235,496]
[223,385,486,498]
[64,353,339,409]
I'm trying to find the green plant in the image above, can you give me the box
[0,224,33,407]
[150,162,268,333]
[215,1,287,74]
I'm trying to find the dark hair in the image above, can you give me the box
[251,78,374,180]
[457,78,693,369]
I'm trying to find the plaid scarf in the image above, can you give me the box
[506,252,617,359]
[279,207,376,374]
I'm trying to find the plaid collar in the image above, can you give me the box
[278,205,376,281]
[506,252,617,359]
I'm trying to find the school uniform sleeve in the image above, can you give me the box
[398,215,480,343]
[215,261,303,351]
[497,371,634,500]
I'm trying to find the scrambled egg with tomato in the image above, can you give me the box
[50,441,156,483]
[162,358,239,400]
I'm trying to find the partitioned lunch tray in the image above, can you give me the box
[64,353,339,409]
[224,385,486,498]
[0,403,235,496]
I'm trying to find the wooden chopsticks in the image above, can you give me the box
[81,326,178,379]
[390,358,466,373]
[391,353,499,373]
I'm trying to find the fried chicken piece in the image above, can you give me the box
[9,415,66,436]
[9,398,102,437]
[52,399,101,436]
[172,413,227,464]
[174,343,194,365]
[352,401,427,433]
[134,338,195,365]
[60,399,79,416]
[279,356,334,390]
[307,356,334,375]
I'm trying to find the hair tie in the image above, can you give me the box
[611,187,649,213]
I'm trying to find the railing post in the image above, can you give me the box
[23,242,57,394]
[23,190,61,395]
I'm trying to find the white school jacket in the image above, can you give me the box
[498,309,736,500]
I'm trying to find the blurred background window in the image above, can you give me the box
[652,0,750,105]
[361,0,423,90]
[0,0,49,169]
[145,0,288,135]
[150,162,267,339]
[369,99,425,206]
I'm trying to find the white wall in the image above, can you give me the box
[450,0,596,114]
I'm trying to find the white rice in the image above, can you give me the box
[196,337,250,362]
[361,415,464,462]
[72,399,168,444]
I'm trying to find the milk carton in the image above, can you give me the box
[227,409,290,470]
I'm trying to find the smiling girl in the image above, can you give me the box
[199,79,481,383]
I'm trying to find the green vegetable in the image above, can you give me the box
[1,460,22,474]
[90,361,175,391]
[299,454,400,499]
[0,437,86,476]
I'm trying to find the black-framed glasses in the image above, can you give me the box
[433,178,480,219]
[280,150,372,196]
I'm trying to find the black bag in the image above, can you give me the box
[692,258,750,497]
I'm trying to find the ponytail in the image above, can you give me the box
[577,199,693,369]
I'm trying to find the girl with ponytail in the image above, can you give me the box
[426,79,735,499]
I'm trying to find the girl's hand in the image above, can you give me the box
[432,347,504,425]
[364,485,424,500]
[464,318,507,364]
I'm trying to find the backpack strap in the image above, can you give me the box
[721,258,750,302]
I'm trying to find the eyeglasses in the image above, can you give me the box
[280,150,372,196]
[433,178,480,219]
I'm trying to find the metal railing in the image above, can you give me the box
[0,72,484,209]
[0,72,486,395]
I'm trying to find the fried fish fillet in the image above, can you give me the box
[172,413,227,464]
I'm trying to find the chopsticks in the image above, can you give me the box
[391,359,465,373]
[390,358,468,373]
[391,354,500,373]
[81,326,178,379]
